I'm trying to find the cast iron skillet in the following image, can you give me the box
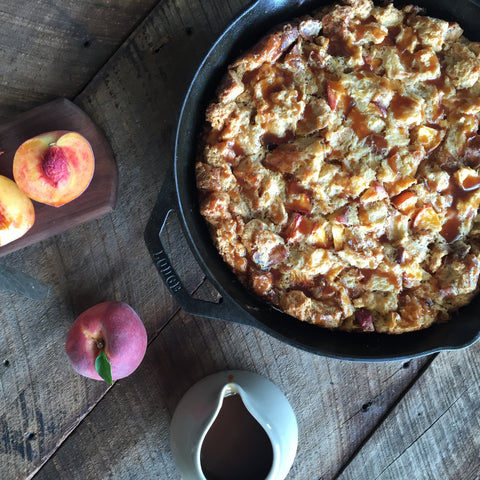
[145,0,480,361]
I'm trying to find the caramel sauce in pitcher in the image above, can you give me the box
[200,394,273,480]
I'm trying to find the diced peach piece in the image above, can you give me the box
[371,100,387,118]
[462,175,480,191]
[454,168,480,191]
[386,176,416,196]
[283,214,314,243]
[268,244,289,265]
[387,153,401,174]
[412,205,442,232]
[391,191,417,215]
[286,180,308,196]
[283,214,303,243]
[363,56,383,73]
[13,131,95,207]
[411,125,444,154]
[327,80,341,111]
[463,134,480,169]
[361,182,388,204]
[0,175,35,246]
[334,206,349,224]
[310,222,328,247]
[365,134,389,155]
[355,308,375,332]
[331,223,344,250]
[268,199,288,225]
[286,194,312,214]
[326,80,352,113]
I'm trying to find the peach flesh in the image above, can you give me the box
[65,302,147,382]
[13,131,95,207]
[0,175,35,246]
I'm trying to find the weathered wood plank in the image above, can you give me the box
[0,0,158,122]
[34,303,427,480]
[337,342,480,480]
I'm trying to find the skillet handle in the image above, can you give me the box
[144,172,254,326]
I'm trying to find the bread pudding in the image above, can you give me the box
[196,0,480,333]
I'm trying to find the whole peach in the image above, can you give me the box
[65,301,147,382]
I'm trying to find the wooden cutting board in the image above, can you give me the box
[0,98,118,257]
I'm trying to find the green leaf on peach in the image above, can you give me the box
[95,349,113,385]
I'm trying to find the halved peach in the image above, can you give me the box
[0,175,35,246]
[13,131,95,207]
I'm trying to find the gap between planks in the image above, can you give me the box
[72,0,165,102]
[331,352,437,480]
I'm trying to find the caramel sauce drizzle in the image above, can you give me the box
[360,268,401,290]
[440,175,480,243]
[389,93,417,122]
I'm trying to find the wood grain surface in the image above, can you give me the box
[0,98,118,256]
[0,0,158,122]
[337,342,480,480]
[0,1,479,479]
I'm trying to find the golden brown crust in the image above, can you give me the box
[197,0,480,333]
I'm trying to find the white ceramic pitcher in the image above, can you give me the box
[170,370,298,480]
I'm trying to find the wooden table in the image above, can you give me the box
[1,1,479,479]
